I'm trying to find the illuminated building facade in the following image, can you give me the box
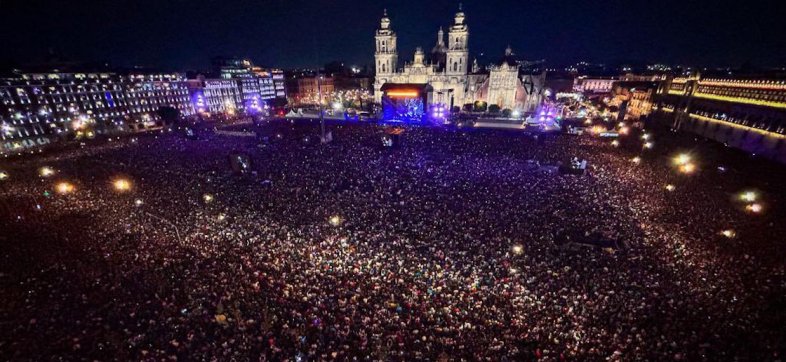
[373,7,544,112]
[286,76,335,104]
[573,76,616,94]
[653,76,786,163]
[186,77,244,114]
[1,71,194,155]
[607,81,658,120]
[212,57,284,104]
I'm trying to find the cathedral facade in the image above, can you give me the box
[373,7,544,113]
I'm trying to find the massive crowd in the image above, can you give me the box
[1,119,784,360]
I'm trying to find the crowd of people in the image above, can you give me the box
[1,119,784,360]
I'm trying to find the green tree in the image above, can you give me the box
[502,108,512,117]
[488,104,501,114]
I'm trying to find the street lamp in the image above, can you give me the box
[665,184,676,192]
[739,191,757,203]
[329,215,342,226]
[55,181,75,194]
[39,166,55,177]
[720,229,736,238]
[113,178,132,192]
[512,244,523,255]
[746,203,763,214]
[679,163,696,174]
[202,193,214,203]
[673,153,691,166]
[0,170,8,181]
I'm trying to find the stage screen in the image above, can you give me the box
[382,93,425,122]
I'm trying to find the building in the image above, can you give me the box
[271,69,286,99]
[372,7,544,112]
[607,81,658,120]
[652,75,786,163]
[286,76,335,105]
[1,69,194,155]
[212,57,285,104]
[573,76,617,95]
[186,77,244,115]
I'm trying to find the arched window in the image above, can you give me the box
[382,63,386,73]
[453,62,458,72]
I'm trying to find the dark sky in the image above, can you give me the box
[1,0,785,70]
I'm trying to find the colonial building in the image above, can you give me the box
[373,6,544,112]
[652,75,786,163]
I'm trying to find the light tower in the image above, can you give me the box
[374,9,398,103]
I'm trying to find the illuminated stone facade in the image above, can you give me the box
[653,76,786,163]
[373,7,543,112]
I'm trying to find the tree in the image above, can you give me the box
[156,106,180,125]
[501,108,512,117]
[463,103,473,112]
[488,104,501,114]
[451,106,461,113]
[473,101,487,112]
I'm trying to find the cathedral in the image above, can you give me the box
[373,6,545,113]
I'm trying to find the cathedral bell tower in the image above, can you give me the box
[446,3,469,76]
[374,9,398,76]
[374,9,398,102]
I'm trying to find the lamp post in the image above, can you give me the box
[317,74,326,143]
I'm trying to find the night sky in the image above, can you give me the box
[1,0,784,70]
